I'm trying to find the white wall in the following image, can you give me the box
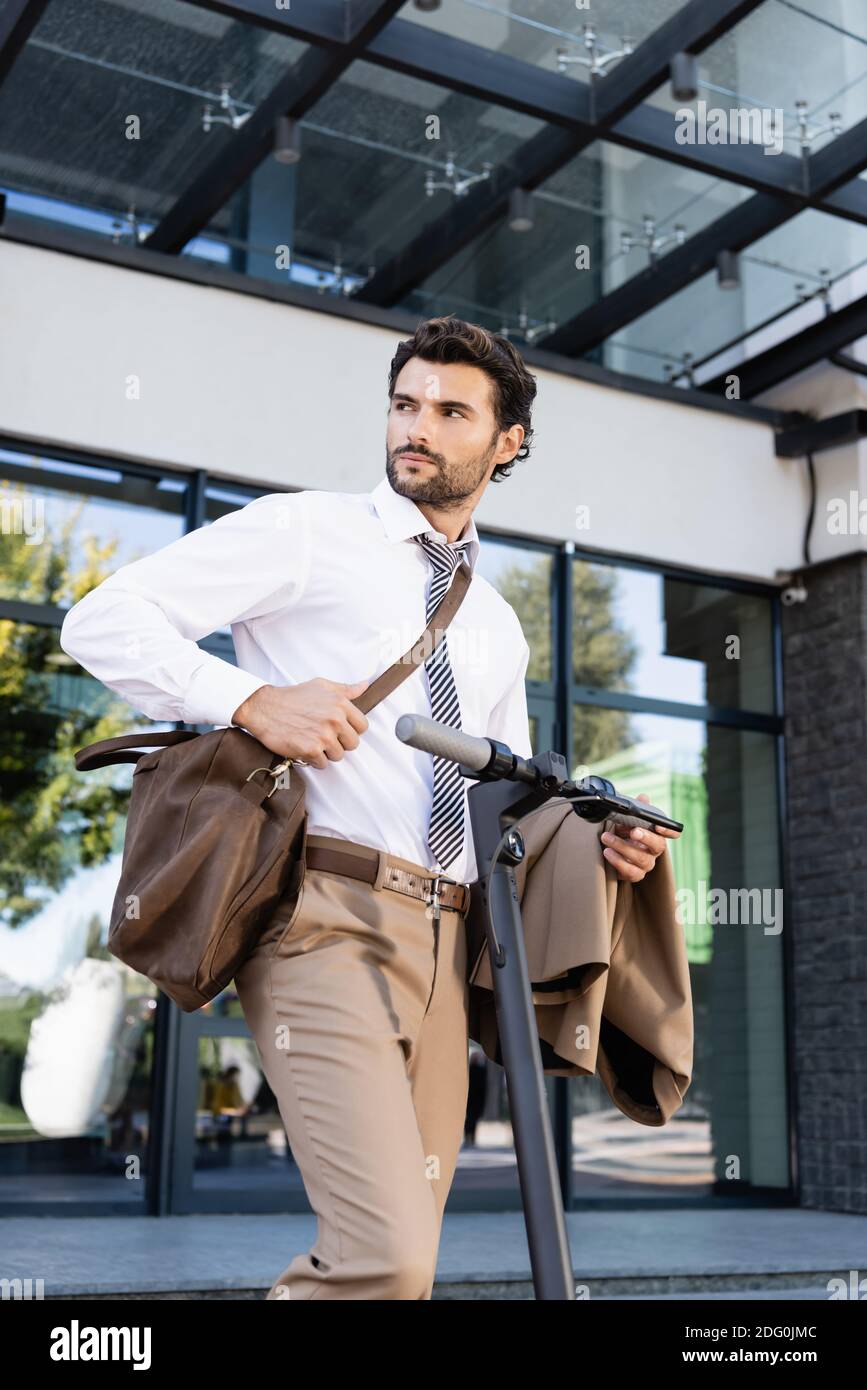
[756,353,867,569]
[0,237,851,583]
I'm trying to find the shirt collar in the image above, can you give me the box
[370,474,480,572]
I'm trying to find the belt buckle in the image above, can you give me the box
[425,873,445,925]
[425,872,466,922]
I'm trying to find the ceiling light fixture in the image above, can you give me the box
[508,188,535,232]
[274,115,302,165]
[716,249,740,290]
[670,52,698,102]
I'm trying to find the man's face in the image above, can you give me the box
[386,356,515,505]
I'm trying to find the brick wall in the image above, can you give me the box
[782,552,867,1212]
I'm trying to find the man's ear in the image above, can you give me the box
[505,424,524,456]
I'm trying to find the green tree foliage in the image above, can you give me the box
[493,555,639,766]
[0,481,140,927]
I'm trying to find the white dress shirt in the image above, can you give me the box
[59,475,533,884]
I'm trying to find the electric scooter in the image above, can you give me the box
[396,713,684,1302]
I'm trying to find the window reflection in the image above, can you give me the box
[0,625,167,1208]
[475,541,553,683]
[193,994,526,1204]
[0,449,187,605]
[193,1034,283,1183]
[572,558,775,712]
[570,707,787,1196]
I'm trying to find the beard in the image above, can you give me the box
[386,431,499,508]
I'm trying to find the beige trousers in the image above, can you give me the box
[234,833,471,1300]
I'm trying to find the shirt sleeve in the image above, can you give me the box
[485,632,533,758]
[59,490,312,728]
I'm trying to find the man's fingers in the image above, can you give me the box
[607,819,666,856]
[601,847,646,882]
[610,822,668,857]
[642,819,681,838]
[601,833,656,874]
[344,701,370,736]
[603,793,680,879]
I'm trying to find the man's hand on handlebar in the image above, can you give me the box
[601,793,682,884]
[231,678,371,770]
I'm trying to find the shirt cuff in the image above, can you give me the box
[182,656,270,729]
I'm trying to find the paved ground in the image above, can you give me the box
[2,1207,866,1299]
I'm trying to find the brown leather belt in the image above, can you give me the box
[305,840,471,916]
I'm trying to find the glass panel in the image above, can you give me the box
[0,449,187,606]
[648,0,867,148]
[475,540,554,682]
[402,141,749,341]
[0,0,307,239]
[397,0,689,77]
[189,1016,518,1204]
[569,707,788,1197]
[207,58,545,288]
[571,559,775,713]
[0,625,170,1209]
[191,1032,300,1196]
[607,208,867,385]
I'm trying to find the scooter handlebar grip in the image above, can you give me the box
[395,714,493,772]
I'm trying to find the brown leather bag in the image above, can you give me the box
[73,561,473,1012]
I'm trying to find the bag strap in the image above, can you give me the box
[74,559,473,771]
[74,728,199,772]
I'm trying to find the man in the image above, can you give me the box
[60,315,673,1300]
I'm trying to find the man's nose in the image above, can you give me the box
[407,405,436,441]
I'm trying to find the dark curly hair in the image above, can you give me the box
[387,315,537,482]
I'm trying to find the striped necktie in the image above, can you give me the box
[413,533,470,873]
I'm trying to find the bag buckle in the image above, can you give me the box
[245,759,294,798]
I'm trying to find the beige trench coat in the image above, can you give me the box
[466,799,694,1127]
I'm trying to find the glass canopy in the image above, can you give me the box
[1,0,865,392]
[204,57,545,289]
[396,0,691,78]
[400,140,752,342]
[0,0,307,235]
[647,0,867,148]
